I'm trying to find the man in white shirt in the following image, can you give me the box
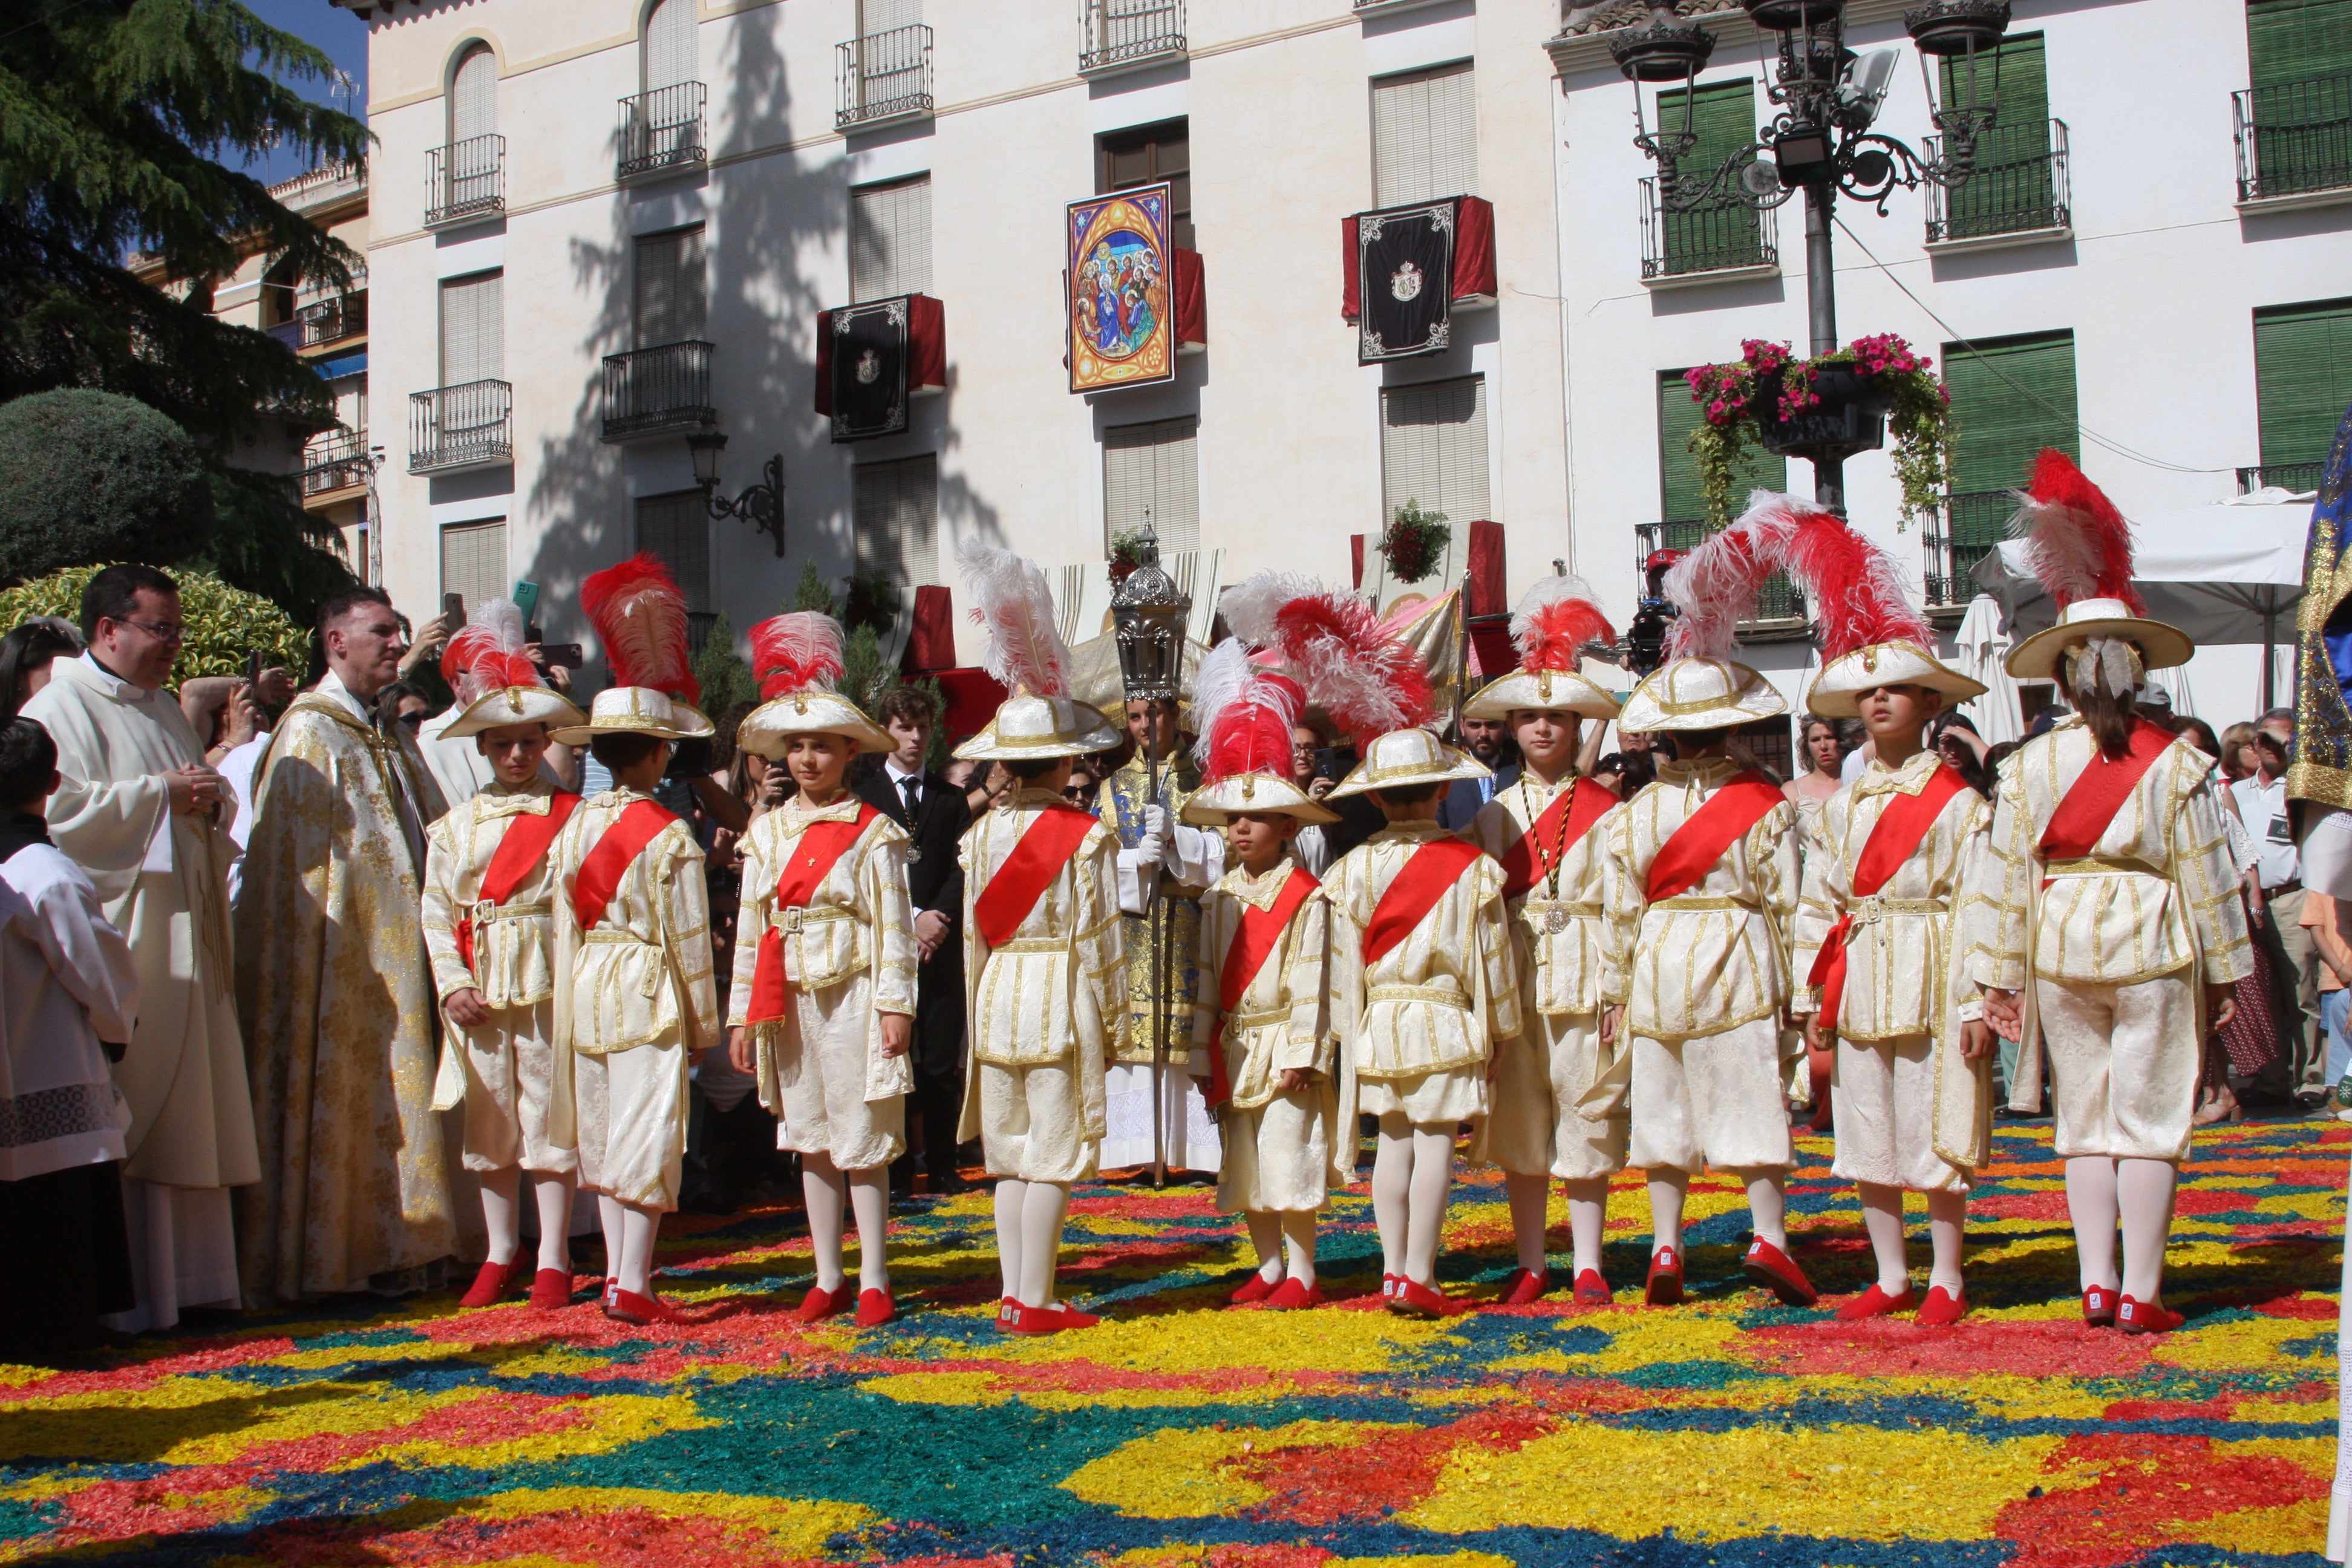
[2235,710,2323,1105]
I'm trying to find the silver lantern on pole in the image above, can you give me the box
[1108,518,1192,1188]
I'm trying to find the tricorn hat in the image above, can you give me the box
[951,539,1121,762]
[1463,575,1623,722]
[440,596,588,738]
[735,612,892,757]
[548,554,714,745]
[2001,451,2190,687]
[1178,637,1338,825]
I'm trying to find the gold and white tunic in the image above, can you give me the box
[550,788,717,1210]
[1790,751,1993,1193]
[1192,863,1338,1214]
[1323,820,1521,1130]
[1967,716,2252,1161]
[727,794,919,1172]
[1469,776,1627,1181]
[956,789,1125,1184]
[421,780,575,1175]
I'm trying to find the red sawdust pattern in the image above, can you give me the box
[1991,1432,2328,1568]
[1734,1318,2156,1379]
[1964,1190,2076,1223]
[246,1506,835,1568]
[1233,1408,1554,1526]
[41,1467,263,1552]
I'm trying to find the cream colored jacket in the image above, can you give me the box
[422,781,569,1010]
[1468,774,1618,1018]
[550,789,719,1057]
[1191,862,1331,1109]
[725,794,921,1025]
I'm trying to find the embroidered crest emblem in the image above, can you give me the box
[1390,261,1424,302]
[855,349,881,385]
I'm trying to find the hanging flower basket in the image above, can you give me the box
[1684,335,1954,531]
[1377,500,1451,586]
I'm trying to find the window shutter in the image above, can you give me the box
[1102,417,1201,554]
[1655,80,1765,270]
[1942,329,2077,550]
[2255,299,2352,468]
[440,520,508,608]
[635,490,714,612]
[1939,33,2052,234]
[440,270,503,385]
[633,226,706,348]
[2249,0,2352,91]
[850,177,933,302]
[644,0,696,91]
[1657,369,1784,525]
[859,0,921,36]
[1371,64,1478,208]
[1381,376,1489,532]
[451,45,497,142]
[854,454,941,586]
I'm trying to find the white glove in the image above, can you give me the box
[1132,805,1169,865]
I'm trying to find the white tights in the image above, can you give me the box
[1504,1172,1550,1275]
[477,1166,575,1273]
[1561,1177,1609,1281]
[993,1177,1073,1307]
[1371,1117,1454,1285]
[1243,1210,1318,1287]
[2065,1155,2177,1302]
[595,1194,661,1299]
[1855,1182,1967,1295]
[802,1151,892,1294]
[1645,1166,1788,1254]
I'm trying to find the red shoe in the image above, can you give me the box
[1047,1301,1101,1330]
[1742,1238,1818,1307]
[1644,1247,1684,1307]
[1498,1267,1551,1305]
[995,1296,1018,1330]
[1389,1278,1453,1319]
[1833,1282,1916,1322]
[1381,1272,1402,1304]
[1264,1277,1324,1310]
[604,1287,684,1325]
[2082,1284,2118,1328]
[1917,1285,1968,1327]
[529,1268,575,1310]
[1229,1270,1281,1305]
[1572,1269,1612,1306]
[460,1258,524,1308]
[854,1288,896,1328]
[794,1284,857,1324]
[999,1299,1057,1334]
[2116,1295,2183,1335]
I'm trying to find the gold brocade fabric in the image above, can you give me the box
[550,790,719,1059]
[234,696,456,1302]
[1968,717,2252,991]
[421,781,565,1010]
[1104,753,1204,1066]
[1599,757,1800,1042]
[1191,863,1333,1113]
[1468,775,1621,1018]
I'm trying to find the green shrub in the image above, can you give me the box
[0,391,215,584]
[0,563,309,687]
[693,612,759,717]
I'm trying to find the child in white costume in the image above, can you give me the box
[420,598,589,1312]
[1972,452,2252,1334]
[546,555,721,1327]
[951,540,1126,1336]
[726,612,919,1329]
[1781,507,1995,1326]
[1463,578,1626,1306]
[1181,638,1340,1309]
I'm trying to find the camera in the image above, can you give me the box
[1624,548,1685,678]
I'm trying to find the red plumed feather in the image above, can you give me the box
[440,598,541,696]
[747,612,844,701]
[1663,492,1806,663]
[1270,592,1432,746]
[1203,673,1307,785]
[581,553,701,703]
[1777,505,1932,662]
[2009,449,2145,614]
[1511,576,1615,674]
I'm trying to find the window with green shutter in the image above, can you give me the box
[1936,33,2061,240]
[2253,298,2352,489]
[2244,0,2352,197]
[1653,80,1769,275]
[1656,372,1798,620]
[1940,330,2077,585]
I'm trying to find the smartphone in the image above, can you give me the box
[511,580,540,626]
[525,621,544,644]
[540,642,584,669]
[1313,746,1352,783]
[442,591,465,626]
[244,647,264,684]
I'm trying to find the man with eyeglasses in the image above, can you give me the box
[18,564,261,1333]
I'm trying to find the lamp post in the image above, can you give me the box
[1612,0,2011,514]
[1107,517,1191,1189]
[686,431,787,556]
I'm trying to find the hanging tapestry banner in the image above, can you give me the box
[1067,181,1175,394]
[825,295,912,441]
[1355,198,1457,365]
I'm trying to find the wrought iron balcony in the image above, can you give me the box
[295,290,367,350]
[1924,119,2069,246]
[409,380,512,474]
[2235,74,2352,204]
[425,134,505,227]
[1636,522,1806,625]
[601,341,716,443]
[1081,0,1184,76]
[300,431,370,500]
[836,24,932,130]
[2239,461,2328,494]
[1641,178,1779,282]
[620,82,706,179]
[1921,489,2015,609]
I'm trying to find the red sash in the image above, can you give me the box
[1498,779,1614,902]
[1806,765,1968,1033]
[2039,719,2174,867]
[744,804,881,1024]
[1364,838,1485,968]
[570,799,678,932]
[1644,771,1784,903]
[973,803,1099,949]
[455,792,580,975]
[1205,867,1320,1109]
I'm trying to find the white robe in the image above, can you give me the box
[0,843,137,1180]
[1103,815,1226,1171]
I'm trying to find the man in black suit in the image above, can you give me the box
[860,686,973,1196]
[1437,713,1519,829]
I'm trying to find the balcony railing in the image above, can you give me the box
[1082,0,1184,74]
[2235,74,2352,203]
[300,433,370,499]
[425,133,505,227]
[836,24,933,129]
[1641,178,1779,281]
[1924,118,2069,244]
[1636,522,1806,624]
[620,81,707,179]
[602,340,716,443]
[295,290,367,350]
[409,380,512,474]
[1921,489,2016,608]
[2239,461,2328,494]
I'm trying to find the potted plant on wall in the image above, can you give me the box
[1107,527,1148,585]
[1377,499,1451,586]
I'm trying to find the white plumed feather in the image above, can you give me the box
[1662,489,1803,664]
[1218,571,1323,648]
[957,537,1072,699]
[1187,638,1254,767]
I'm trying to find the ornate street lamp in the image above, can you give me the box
[1108,517,1191,1187]
[686,430,787,556]
[1613,0,2012,512]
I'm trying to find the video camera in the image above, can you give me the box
[1624,548,1686,678]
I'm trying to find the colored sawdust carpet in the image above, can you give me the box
[0,1118,2341,1567]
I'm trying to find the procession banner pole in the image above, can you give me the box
[1148,738,1168,1189]
[1452,567,1473,736]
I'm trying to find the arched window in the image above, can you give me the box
[644,0,695,91]
[449,44,496,143]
